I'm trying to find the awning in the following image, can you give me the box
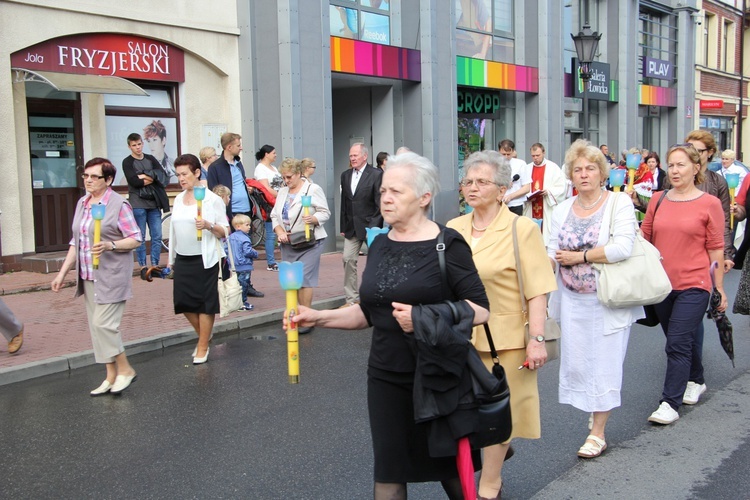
[12,68,148,96]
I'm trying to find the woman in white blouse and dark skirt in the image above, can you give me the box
[169,154,229,364]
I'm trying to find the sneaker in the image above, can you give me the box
[247,286,265,298]
[683,382,707,405]
[267,264,279,272]
[242,302,254,311]
[648,402,679,425]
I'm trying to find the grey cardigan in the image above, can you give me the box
[72,190,138,304]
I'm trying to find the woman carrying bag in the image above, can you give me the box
[271,158,330,334]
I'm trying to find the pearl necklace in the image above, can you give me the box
[577,190,603,210]
[471,221,490,232]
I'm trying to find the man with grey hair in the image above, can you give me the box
[340,143,383,306]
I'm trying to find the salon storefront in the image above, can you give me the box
[0,2,241,272]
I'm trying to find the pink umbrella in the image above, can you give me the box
[456,436,476,500]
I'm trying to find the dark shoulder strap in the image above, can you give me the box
[653,189,668,217]
[437,227,499,361]
[651,189,668,237]
[437,228,448,299]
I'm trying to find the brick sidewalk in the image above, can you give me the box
[0,252,362,384]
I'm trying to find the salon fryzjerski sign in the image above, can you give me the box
[11,33,185,82]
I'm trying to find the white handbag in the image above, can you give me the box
[216,227,244,318]
[593,194,672,308]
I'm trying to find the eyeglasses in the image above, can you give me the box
[81,173,106,180]
[671,143,707,154]
[459,178,498,188]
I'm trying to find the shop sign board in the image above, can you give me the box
[457,87,501,118]
[643,56,674,81]
[700,100,725,109]
[572,60,611,101]
[11,34,185,82]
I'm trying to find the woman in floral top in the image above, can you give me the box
[547,140,642,459]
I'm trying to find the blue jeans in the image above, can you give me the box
[264,221,277,266]
[237,271,251,303]
[133,208,162,266]
[654,288,709,410]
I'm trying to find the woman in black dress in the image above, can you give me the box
[291,152,489,499]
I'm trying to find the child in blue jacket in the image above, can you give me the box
[228,214,264,310]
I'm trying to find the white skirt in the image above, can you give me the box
[558,287,631,412]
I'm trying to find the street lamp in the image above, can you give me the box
[572,22,601,140]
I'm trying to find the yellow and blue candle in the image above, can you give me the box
[609,169,626,193]
[625,154,640,191]
[301,195,312,241]
[194,186,206,241]
[279,261,304,384]
[726,173,740,229]
[91,203,106,269]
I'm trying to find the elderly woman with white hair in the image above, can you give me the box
[290,152,490,499]
[448,150,557,499]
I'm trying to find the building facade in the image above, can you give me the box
[695,0,748,158]
[0,0,241,271]
[0,0,701,269]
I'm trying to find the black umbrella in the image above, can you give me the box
[707,262,735,368]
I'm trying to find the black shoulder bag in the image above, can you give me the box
[636,190,669,327]
[436,229,512,448]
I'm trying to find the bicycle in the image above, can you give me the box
[161,212,171,252]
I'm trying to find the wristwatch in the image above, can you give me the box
[531,334,545,343]
[111,241,117,251]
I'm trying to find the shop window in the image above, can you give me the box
[330,1,390,45]
[638,9,678,87]
[104,82,180,187]
[457,89,515,214]
[456,0,515,63]
[704,12,718,68]
[722,19,736,73]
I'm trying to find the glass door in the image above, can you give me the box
[27,98,83,252]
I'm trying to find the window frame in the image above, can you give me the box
[330,0,391,46]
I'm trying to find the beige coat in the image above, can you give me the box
[448,204,557,439]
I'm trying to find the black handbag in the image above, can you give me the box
[285,185,316,250]
[288,230,315,249]
[138,185,156,200]
[636,191,668,327]
[469,324,513,448]
[436,229,512,448]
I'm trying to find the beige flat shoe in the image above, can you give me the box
[577,434,607,458]
[8,330,23,354]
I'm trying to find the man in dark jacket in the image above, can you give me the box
[206,132,254,225]
[340,142,383,306]
[122,132,169,267]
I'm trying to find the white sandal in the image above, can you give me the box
[577,434,607,458]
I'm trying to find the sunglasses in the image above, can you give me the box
[671,143,708,154]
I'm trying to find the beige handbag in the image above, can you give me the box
[216,226,244,318]
[512,217,562,361]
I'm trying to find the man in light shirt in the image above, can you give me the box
[523,143,567,245]
[498,139,531,216]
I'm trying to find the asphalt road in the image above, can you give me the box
[2,271,750,499]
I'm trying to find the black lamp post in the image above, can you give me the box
[571,22,601,141]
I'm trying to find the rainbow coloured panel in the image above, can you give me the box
[330,36,421,81]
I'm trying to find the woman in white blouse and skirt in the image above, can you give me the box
[169,154,229,364]
[547,140,643,459]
